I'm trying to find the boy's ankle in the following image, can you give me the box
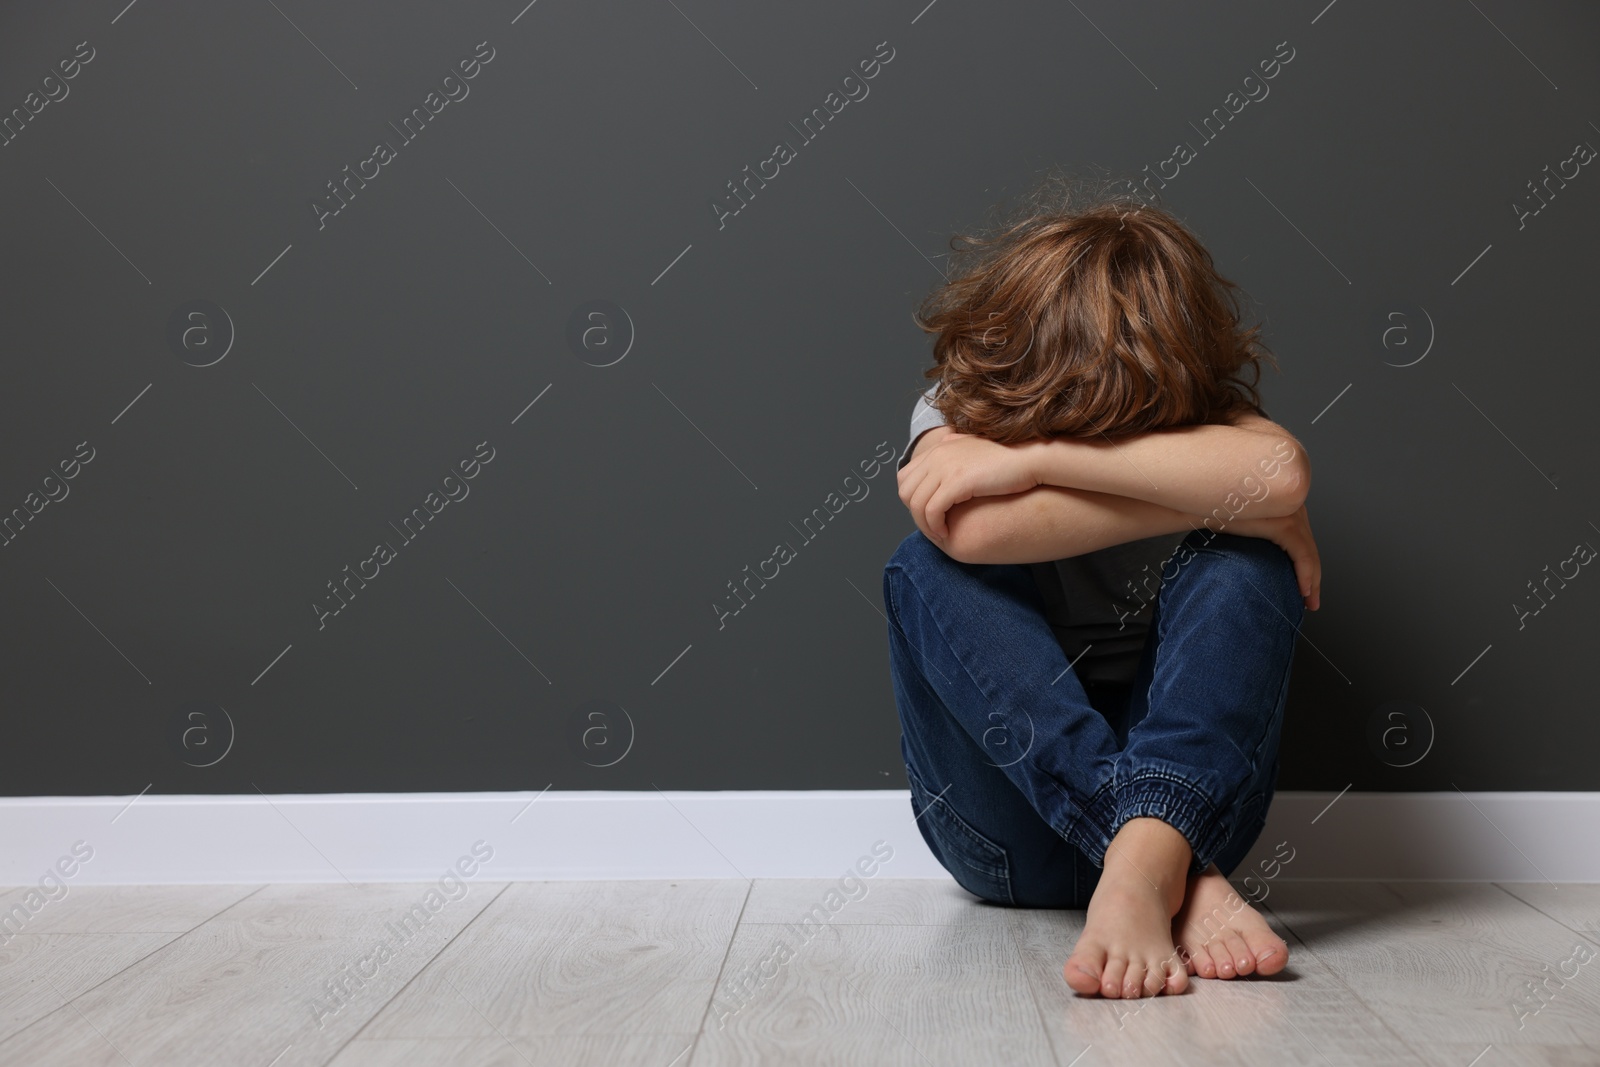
[1103,818,1194,899]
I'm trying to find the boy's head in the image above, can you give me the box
[914,169,1275,443]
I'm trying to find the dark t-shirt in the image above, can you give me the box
[898,385,1269,685]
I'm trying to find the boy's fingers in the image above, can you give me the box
[928,481,958,543]
[921,488,936,534]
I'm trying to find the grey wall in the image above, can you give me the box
[2,0,1596,798]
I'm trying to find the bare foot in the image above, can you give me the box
[1170,864,1289,979]
[1062,818,1192,999]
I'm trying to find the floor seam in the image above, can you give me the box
[1490,881,1599,942]
[1004,910,1071,1067]
[0,883,272,1054]
[1262,889,1434,1066]
[323,879,516,1065]
[682,877,755,1067]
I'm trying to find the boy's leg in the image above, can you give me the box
[1108,526,1302,981]
[882,530,1128,907]
[1115,527,1304,875]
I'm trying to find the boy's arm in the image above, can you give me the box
[903,431,1208,563]
[1028,413,1310,519]
[940,484,1208,564]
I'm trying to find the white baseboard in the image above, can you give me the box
[1,790,1596,886]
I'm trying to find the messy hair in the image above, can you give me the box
[911,167,1276,443]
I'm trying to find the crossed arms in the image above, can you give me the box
[895,411,1320,608]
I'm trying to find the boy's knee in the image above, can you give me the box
[1180,532,1302,615]
[885,528,947,577]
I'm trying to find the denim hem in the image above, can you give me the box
[1062,777,1119,866]
[1111,773,1229,874]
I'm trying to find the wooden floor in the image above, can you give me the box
[1,878,1597,1066]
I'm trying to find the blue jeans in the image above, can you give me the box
[882,526,1303,908]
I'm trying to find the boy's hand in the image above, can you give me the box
[897,429,1046,543]
[1224,504,1322,611]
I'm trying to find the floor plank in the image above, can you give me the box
[0,932,180,1042]
[1,878,1595,1066]
[1426,1044,1599,1067]
[359,880,749,1040]
[0,883,260,934]
[1264,881,1600,1065]
[740,877,1008,927]
[217,881,510,944]
[1007,904,1427,1066]
[324,1035,699,1066]
[1494,882,1600,942]
[0,883,511,1067]
[691,921,1057,1066]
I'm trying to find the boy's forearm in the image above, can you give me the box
[1027,423,1308,518]
[946,484,1207,564]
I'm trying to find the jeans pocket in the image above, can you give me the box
[906,765,1014,906]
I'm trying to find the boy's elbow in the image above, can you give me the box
[1247,431,1309,514]
[1288,472,1310,511]
[941,500,992,564]
[1272,454,1311,513]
